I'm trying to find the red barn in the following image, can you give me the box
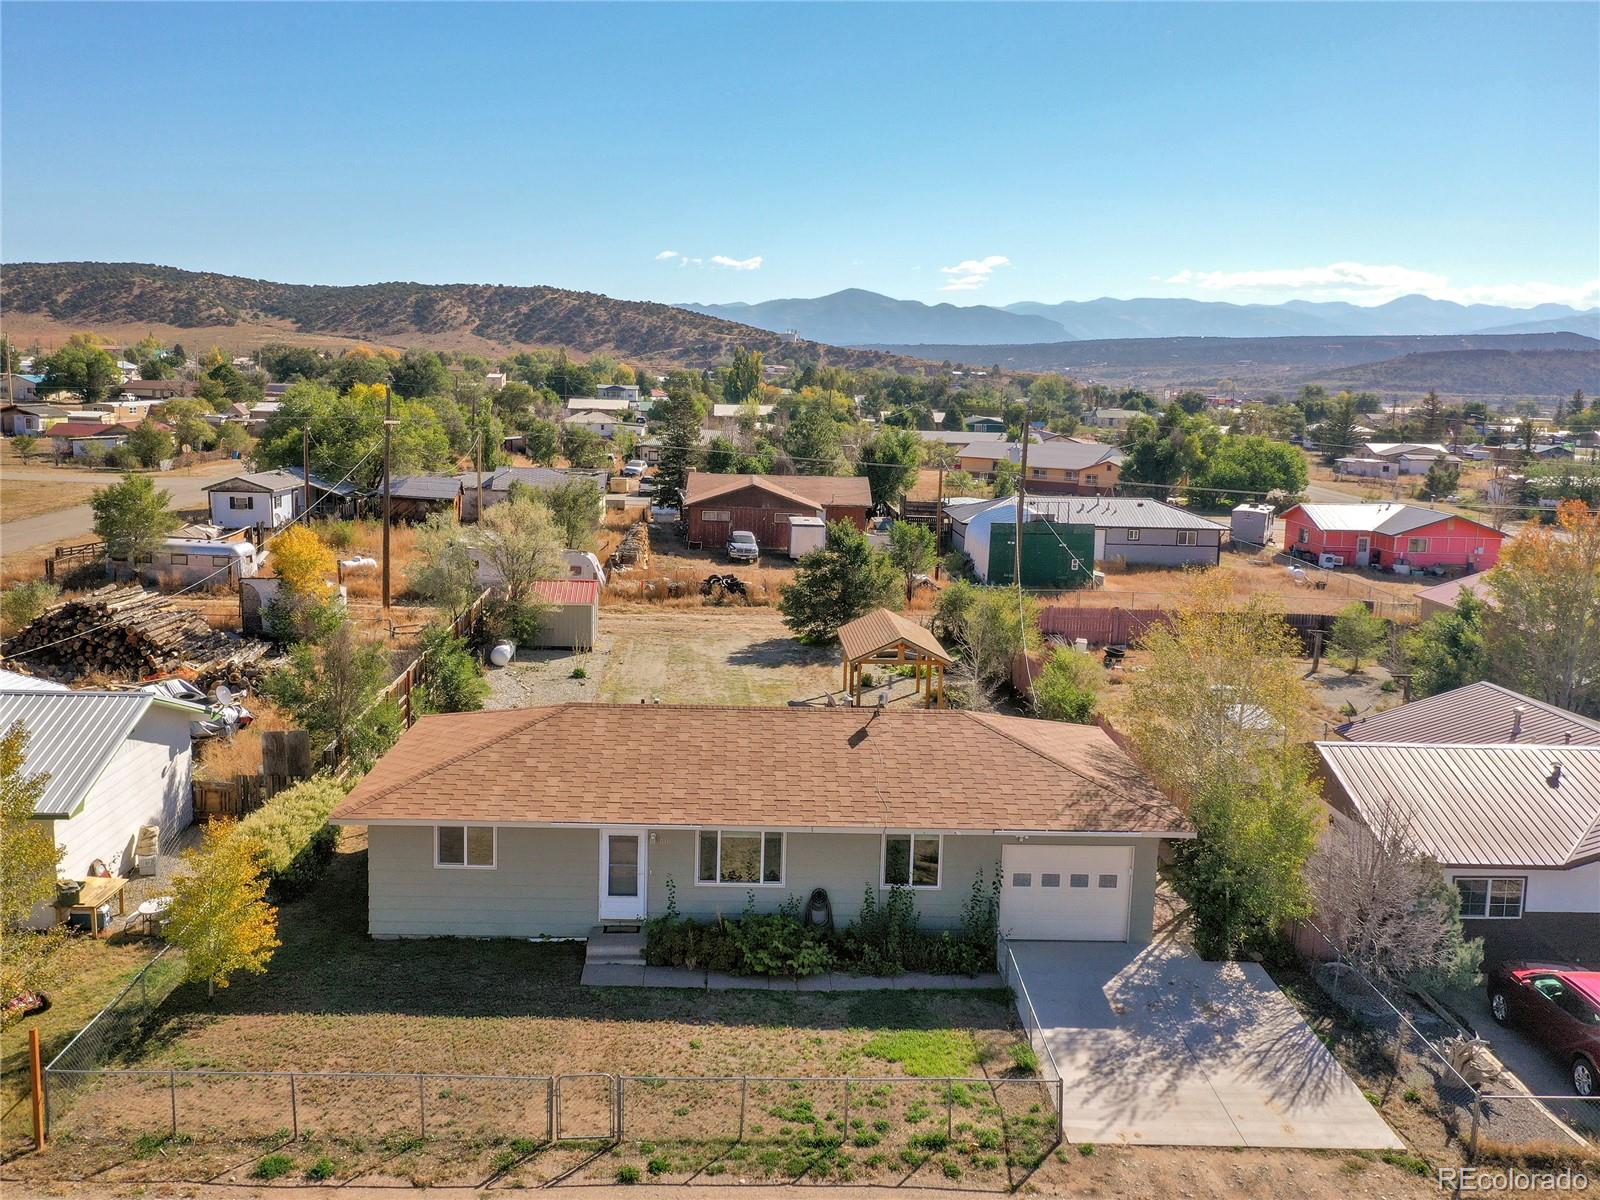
[684,472,872,552]
[1281,503,1505,572]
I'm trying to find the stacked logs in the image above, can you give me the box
[2,585,269,684]
[608,522,649,572]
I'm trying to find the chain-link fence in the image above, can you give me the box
[998,937,1063,1089]
[1299,922,1598,1155]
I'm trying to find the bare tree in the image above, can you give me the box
[1310,798,1482,992]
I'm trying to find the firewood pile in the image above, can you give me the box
[607,522,649,572]
[3,585,272,684]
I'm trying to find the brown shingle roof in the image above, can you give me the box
[1317,741,1600,868]
[837,609,951,665]
[685,472,871,509]
[332,703,1189,836]
[1336,681,1600,747]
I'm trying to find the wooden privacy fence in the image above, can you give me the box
[42,540,105,581]
[193,729,314,821]
[377,589,491,731]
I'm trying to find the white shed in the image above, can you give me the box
[1230,504,1275,547]
[528,578,600,651]
[786,515,827,559]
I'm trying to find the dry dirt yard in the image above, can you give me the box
[486,606,843,709]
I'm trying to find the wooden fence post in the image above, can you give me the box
[29,1028,45,1150]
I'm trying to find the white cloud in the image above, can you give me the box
[1162,261,1599,309]
[940,255,1011,292]
[654,250,763,271]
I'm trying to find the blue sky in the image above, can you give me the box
[3,2,1596,310]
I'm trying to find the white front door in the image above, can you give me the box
[1000,844,1132,941]
[1355,536,1371,566]
[599,828,647,922]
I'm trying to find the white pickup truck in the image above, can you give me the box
[726,530,760,562]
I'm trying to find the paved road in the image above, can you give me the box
[1,460,239,556]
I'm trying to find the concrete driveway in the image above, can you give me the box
[1010,940,1404,1149]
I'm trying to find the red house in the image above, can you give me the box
[684,472,872,552]
[1281,503,1505,572]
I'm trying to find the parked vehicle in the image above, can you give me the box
[637,477,657,495]
[1486,961,1600,1095]
[622,460,648,477]
[726,530,759,562]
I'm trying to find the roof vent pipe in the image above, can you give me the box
[1511,705,1527,740]
[1548,762,1563,787]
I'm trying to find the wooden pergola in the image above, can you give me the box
[837,608,952,708]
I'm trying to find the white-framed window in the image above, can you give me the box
[229,495,253,509]
[1408,537,1430,554]
[1030,467,1046,478]
[435,824,496,869]
[1176,530,1197,546]
[882,833,942,889]
[1125,529,1141,542]
[1085,474,1098,485]
[1456,876,1524,919]
[1297,527,1309,544]
[697,829,784,886]
[700,509,730,522]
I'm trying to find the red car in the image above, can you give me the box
[1486,962,1600,1096]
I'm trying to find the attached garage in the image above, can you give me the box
[1000,843,1133,941]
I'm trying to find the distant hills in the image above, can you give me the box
[0,262,906,370]
[863,332,1600,398]
[682,288,1600,345]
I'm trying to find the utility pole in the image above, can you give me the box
[301,426,311,522]
[381,385,394,610]
[472,389,484,524]
[1014,400,1032,588]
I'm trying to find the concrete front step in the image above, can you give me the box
[585,927,645,967]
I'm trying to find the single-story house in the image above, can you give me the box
[49,420,132,457]
[915,430,1009,450]
[1281,502,1505,571]
[706,403,776,433]
[330,704,1191,942]
[563,409,639,440]
[2,685,204,922]
[954,441,1123,495]
[683,471,872,551]
[1335,680,1600,747]
[389,474,463,522]
[1,403,68,436]
[3,374,42,403]
[457,466,610,522]
[1316,741,1600,965]
[565,396,632,414]
[1360,443,1452,475]
[1334,456,1401,481]
[964,416,1007,434]
[283,467,360,520]
[947,495,1225,580]
[204,469,308,530]
[1415,572,1494,619]
[1086,407,1141,430]
[91,397,169,425]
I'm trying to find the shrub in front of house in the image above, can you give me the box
[236,775,347,900]
[643,871,1000,979]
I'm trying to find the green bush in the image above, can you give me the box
[236,776,346,900]
[615,1164,642,1184]
[1,579,60,635]
[253,1153,294,1180]
[415,623,489,714]
[306,1156,336,1180]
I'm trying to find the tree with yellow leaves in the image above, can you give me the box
[164,821,280,999]
[269,525,334,596]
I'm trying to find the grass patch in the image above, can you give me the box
[1379,1149,1430,1176]
[306,1156,336,1180]
[616,1164,641,1184]
[1007,1042,1040,1073]
[253,1153,294,1180]
[860,1029,980,1077]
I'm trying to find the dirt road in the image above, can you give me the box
[0,459,241,556]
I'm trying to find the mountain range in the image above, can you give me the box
[681,288,1600,346]
[0,262,906,370]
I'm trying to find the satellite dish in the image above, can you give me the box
[215,685,235,706]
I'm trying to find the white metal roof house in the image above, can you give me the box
[946,495,1225,580]
[1,687,205,922]
[204,470,309,530]
[1316,741,1600,966]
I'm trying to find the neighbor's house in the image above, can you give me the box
[110,524,262,587]
[683,471,872,552]
[563,409,635,440]
[1,403,68,436]
[915,429,1009,451]
[4,374,43,403]
[564,396,632,415]
[49,420,132,457]
[90,397,169,425]
[330,704,1191,942]
[118,378,191,402]
[1414,573,1494,619]
[706,403,776,434]
[1359,443,1454,475]
[1280,502,1505,572]
[954,441,1123,496]
[964,415,1007,434]
[1,685,204,920]
[1335,680,1600,747]
[388,474,463,522]
[594,383,641,407]
[1316,741,1600,966]
[947,495,1223,581]
[457,466,610,522]
[204,469,308,531]
[1086,407,1141,430]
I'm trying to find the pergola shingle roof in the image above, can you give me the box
[837,609,951,666]
[332,704,1190,837]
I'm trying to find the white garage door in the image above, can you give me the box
[1000,844,1132,941]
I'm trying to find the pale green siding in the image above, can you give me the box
[367,824,1162,943]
